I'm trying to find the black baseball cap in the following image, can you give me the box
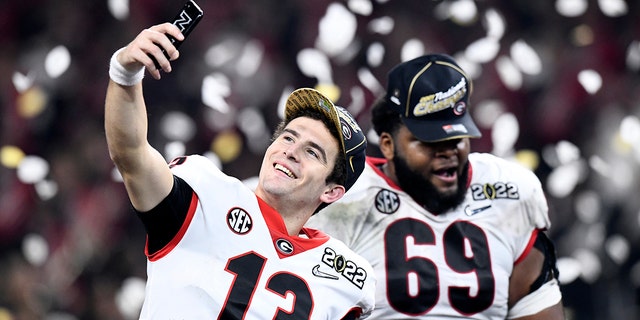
[386,54,482,142]
[285,88,367,191]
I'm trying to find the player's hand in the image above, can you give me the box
[117,23,185,80]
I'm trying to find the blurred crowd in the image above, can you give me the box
[1,0,639,319]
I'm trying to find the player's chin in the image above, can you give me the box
[431,179,459,196]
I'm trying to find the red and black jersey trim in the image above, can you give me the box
[135,175,198,260]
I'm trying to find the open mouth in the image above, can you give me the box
[433,167,457,179]
[275,163,296,178]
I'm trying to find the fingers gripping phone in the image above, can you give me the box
[150,0,204,69]
[168,0,203,49]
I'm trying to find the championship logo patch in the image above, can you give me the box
[470,182,520,200]
[226,207,253,234]
[320,247,368,289]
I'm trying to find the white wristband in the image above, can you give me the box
[109,47,145,86]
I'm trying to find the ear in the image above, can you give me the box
[320,184,346,204]
[378,132,395,160]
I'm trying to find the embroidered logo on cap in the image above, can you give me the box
[413,77,467,117]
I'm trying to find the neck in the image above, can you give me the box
[255,191,316,237]
[381,162,399,186]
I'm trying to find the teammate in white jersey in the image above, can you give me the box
[104,22,375,319]
[307,54,565,319]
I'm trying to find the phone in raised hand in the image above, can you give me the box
[167,0,204,49]
[150,0,204,69]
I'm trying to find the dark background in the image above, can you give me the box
[1,0,639,319]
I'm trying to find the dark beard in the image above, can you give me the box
[393,154,469,215]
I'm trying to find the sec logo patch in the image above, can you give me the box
[375,189,400,214]
[226,207,253,234]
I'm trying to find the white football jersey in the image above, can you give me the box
[139,155,376,319]
[306,153,551,319]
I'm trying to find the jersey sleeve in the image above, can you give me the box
[523,169,551,230]
[501,156,552,260]
[470,153,553,260]
[137,155,227,256]
[135,175,194,254]
[324,236,377,318]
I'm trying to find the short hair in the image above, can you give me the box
[371,95,403,136]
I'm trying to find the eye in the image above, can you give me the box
[282,134,294,143]
[306,148,319,159]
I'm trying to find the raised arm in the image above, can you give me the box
[104,23,184,212]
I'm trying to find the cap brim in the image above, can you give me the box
[285,88,345,153]
[401,111,482,142]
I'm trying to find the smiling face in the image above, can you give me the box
[256,117,344,214]
[381,125,471,214]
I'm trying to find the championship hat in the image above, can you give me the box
[285,88,367,191]
[385,54,482,142]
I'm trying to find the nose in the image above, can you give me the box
[432,139,460,157]
[434,147,457,158]
[283,144,300,161]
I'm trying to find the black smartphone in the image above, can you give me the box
[167,0,204,49]
[151,0,204,69]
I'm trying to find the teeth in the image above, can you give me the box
[275,164,295,178]
[435,168,456,177]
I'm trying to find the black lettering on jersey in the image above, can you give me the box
[375,189,400,214]
[321,247,368,289]
[227,207,253,234]
[470,182,520,200]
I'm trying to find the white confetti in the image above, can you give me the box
[17,155,49,184]
[45,45,71,79]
